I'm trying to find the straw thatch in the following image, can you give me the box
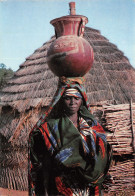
[104,158,135,195]
[104,103,135,155]
[0,26,135,194]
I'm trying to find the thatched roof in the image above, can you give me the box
[0,27,135,113]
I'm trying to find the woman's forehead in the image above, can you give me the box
[63,95,82,99]
[63,88,82,98]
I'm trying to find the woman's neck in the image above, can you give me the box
[67,113,78,125]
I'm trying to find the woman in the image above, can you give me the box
[28,77,112,196]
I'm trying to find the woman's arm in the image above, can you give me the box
[29,130,51,196]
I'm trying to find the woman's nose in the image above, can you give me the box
[70,97,75,104]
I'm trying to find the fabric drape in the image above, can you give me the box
[28,77,112,196]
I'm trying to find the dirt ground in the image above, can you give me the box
[0,188,111,196]
[0,188,28,196]
[0,188,134,196]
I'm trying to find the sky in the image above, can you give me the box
[0,0,135,71]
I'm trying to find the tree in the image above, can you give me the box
[0,63,14,89]
[0,63,6,69]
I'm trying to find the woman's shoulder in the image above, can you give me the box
[45,116,61,126]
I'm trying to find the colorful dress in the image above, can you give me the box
[28,77,112,196]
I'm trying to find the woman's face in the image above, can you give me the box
[63,96,82,115]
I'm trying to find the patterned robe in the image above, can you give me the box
[28,77,112,196]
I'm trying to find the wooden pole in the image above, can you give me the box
[130,98,135,153]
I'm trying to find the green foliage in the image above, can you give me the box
[0,63,14,89]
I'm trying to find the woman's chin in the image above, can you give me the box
[66,109,78,115]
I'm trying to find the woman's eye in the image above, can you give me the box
[75,97,80,100]
[64,97,70,100]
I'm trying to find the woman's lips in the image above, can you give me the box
[69,106,76,109]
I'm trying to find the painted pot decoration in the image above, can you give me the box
[47,2,94,77]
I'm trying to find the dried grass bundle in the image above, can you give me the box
[103,103,135,154]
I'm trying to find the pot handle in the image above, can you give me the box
[79,17,86,37]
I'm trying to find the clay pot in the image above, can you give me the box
[47,3,94,77]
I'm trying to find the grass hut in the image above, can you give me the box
[0,26,135,195]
